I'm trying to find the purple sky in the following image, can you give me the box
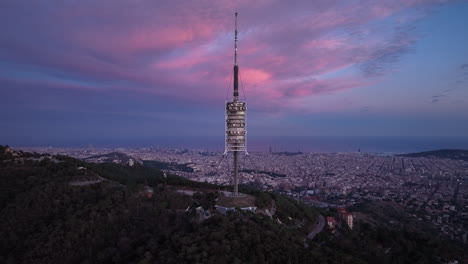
[1,0,468,147]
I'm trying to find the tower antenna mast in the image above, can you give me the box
[234,12,238,66]
[233,12,239,101]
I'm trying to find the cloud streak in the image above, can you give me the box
[430,63,468,104]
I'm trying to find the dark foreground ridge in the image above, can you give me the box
[0,145,465,264]
[398,149,468,161]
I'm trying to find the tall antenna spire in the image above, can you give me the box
[233,12,239,101]
[234,12,238,66]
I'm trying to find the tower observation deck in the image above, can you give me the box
[224,12,247,197]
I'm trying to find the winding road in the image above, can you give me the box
[307,215,325,240]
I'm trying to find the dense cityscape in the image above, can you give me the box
[22,146,468,244]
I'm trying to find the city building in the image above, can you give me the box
[345,212,354,229]
[327,216,337,229]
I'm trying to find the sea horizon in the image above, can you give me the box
[8,135,468,154]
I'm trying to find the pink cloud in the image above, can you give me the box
[0,0,456,114]
[241,68,272,85]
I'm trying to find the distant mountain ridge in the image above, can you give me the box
[83,151,142,165]
[398,149,468,161]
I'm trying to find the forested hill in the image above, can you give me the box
[0,145,465,264]
[398,149,468,161]
[0,146,319,263]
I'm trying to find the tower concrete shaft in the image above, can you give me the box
[234,151,239,195]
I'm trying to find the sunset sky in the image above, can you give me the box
[1,0,468,147]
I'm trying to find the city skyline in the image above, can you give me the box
[1,0,468,147]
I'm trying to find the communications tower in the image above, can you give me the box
[224,12,247,197]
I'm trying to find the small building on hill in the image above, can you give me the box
[336,208,354,230]
[326,216,337,229]
[214,205,257,215]
[240,207,257,213]
[141,186,154,199]
[215,205,236,215]
[345,212,353,229]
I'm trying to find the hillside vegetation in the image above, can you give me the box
[0,145,465,263]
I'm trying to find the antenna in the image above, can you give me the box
[233,12,239,101]
[234,12,238,66]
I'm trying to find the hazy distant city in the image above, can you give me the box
[23,146,468,244]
